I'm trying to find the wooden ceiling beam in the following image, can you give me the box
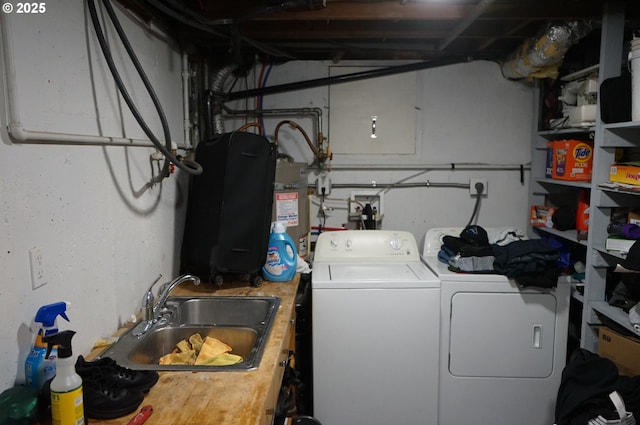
[252,2,472,21]
[244,30,445,39]
[243,28,526,41]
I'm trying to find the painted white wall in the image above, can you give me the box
[251,60,534,245]
[0,1,188,391]
[0,2,535,394]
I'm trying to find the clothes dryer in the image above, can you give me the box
[312,230,440,425]
[422,227,570,425]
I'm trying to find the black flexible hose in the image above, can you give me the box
[466,182,484,226]
[87,0,202,177]
[466,195,481,226]
[89,0,170,180]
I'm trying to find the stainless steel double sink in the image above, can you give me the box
[97,296,281,371]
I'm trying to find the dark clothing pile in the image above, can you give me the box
[440,234,495,273]
[439,225,560,288]
[555,349,640,425]
[492,239,560,288]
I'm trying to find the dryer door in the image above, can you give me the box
[448,292,556,378]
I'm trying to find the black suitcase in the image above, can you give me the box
[180,131,277,286]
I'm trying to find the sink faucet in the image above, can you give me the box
[136,273,201,336]
[152,274,201,318]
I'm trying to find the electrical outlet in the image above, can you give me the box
[315,176,332,196]
[29,247,47,290]
[469,178,488,196]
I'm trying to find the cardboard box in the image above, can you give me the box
[610,163,640,186]
[551,139,593,181]
[530,205,556,227]
[545,141,554,178]
[605,236,635,253]
[598,326,640,376]
[629,210,640,225]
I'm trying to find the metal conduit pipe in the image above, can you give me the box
[321,163,530,171]
[222,106,323,130]
[223,106,327,161]
[210,64,236,135]
[226,106,322,133]
[226,57,466,101]
[317,181,470,190]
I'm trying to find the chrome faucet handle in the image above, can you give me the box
[135,274,199,338]
[153,274,201,317]
[141,274,163,322]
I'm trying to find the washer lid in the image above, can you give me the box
[313,262,439,288]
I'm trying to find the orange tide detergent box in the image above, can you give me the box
[551,139,593,181]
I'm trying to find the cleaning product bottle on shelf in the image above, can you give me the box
[25,302,70,390]
[576,188,590,237]
[43,330,84,425]
[262,221,297,282]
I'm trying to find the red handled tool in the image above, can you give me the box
[127,405,153,425]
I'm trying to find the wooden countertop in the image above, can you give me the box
[87,275,300,425]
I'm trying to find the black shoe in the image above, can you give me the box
[80,367,145,419]
[76,355,159,393]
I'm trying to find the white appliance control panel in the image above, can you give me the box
[314,230,419,262]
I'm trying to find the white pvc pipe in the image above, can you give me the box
[6,125,157,146]
[0,13,188,148]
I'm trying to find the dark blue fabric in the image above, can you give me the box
[492,239,559,277]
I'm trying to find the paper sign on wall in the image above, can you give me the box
[275,192,299,226]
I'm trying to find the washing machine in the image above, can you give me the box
[422,227,570,425]
[312,230,440,425]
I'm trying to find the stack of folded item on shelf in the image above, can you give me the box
[606,222,640,253]
[609,240,640,316]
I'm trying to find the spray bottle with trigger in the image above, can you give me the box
[43,330,85,425]
[25,302,70,390]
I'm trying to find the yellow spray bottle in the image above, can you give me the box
[43,330,84,425]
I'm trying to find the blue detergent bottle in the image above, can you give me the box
[25,302,70,390]
[263,221,297,282]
